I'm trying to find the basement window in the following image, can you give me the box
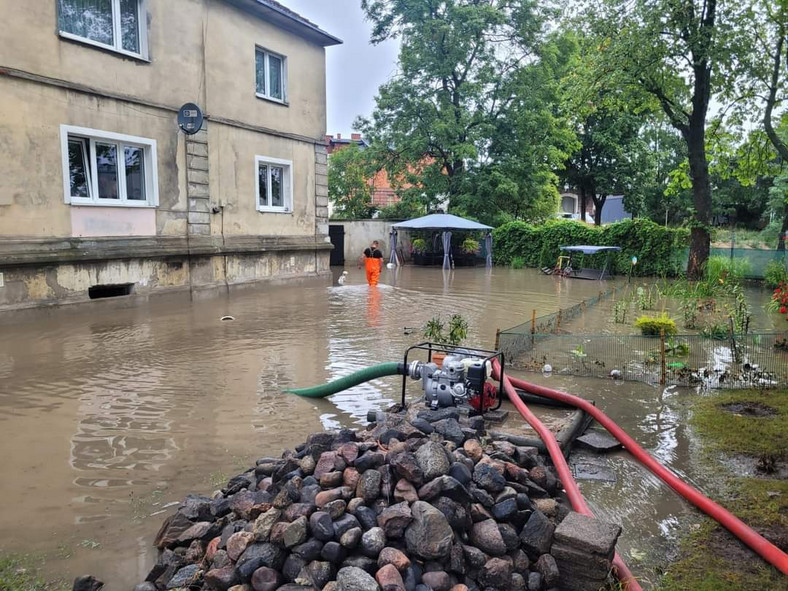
[88,283,134,299]
[60,125,159,207]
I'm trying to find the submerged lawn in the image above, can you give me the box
[0,555,69,591]
[658,389,788,590]
[692,389,788,459]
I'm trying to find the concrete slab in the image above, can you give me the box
[575,431,623,453]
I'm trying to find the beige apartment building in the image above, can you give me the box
[0,0,340,310]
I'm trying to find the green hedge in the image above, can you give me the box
[493,218,689,276]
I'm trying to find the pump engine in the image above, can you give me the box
[407,351,497,410]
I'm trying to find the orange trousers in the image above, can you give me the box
[365,257,382,286]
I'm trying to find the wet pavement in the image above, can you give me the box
[0,267,749,588]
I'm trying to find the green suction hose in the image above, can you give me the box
[285,362,405,398]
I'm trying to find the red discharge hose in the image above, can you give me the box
[491,360,642,591]
[502,368,788,577]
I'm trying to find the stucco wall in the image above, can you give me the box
[332,220,412,265]
[0,0,328,239]
[0,0,333,309]
[0,0,205,110]
[205,1,327,140]
[0,43,320,240]
[0,0,327,141]
[208,124,316,237]
[0,76,186,239]
[0,250,327,311]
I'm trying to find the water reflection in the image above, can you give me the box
[0,268,694,588]
[366,286,382,327]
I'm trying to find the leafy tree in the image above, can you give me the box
[451,32,579,225]
[328,144,375,219]
[640,119,689,224]
[376,194,426,220]
[561,93,652,225]
[577,0,750,278]
[665,125,778,229]
[733,0,788,245]
[357,0,549,211]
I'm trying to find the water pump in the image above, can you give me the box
[405,349,500,411]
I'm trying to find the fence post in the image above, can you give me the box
[531,309,536,344]
[557,309,562,329]
[660,329,667,386]
[494,328,501,351]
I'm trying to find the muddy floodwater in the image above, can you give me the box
[0,267,754,588]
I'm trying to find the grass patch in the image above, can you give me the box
[692,390,788,458]
[0,555,69,591]
[658,479,788,591]
[657,389,788,590]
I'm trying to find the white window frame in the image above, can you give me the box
[255,156,293,214]
[57,0,149,60]
[60,125,159,208]
[255,46,288,104]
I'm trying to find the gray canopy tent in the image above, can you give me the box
[390,214,493,270]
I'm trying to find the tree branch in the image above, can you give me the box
[764,26,788,161]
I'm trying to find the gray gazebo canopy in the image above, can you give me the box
[390,214,494,269]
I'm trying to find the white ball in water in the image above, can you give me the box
[386,263,395,269]
[610,369,622,380]
[542,364,553,374]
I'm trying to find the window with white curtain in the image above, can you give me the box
[58,0,147,58]
[255,156,292,213]
[255,47,287,103]
[60,125,159,207]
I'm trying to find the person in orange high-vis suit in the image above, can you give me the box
[361,240,384,286]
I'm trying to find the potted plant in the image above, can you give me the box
[456,237,482,267]
[461,237,481,254]
[423,314,469,366]
[412,238,429,265]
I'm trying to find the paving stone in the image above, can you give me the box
[575,431,623,453]
[553,512,621,557]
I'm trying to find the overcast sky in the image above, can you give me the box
[283,0,399,136]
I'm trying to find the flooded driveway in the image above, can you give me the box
[0,268,731,587]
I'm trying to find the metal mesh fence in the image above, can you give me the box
[497,284,627,360]
[500,331,788,388]
[681,248,787,279]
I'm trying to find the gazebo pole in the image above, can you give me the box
[389,229,398,267]
[442,231,452,270]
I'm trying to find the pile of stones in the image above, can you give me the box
[133,407,622,591]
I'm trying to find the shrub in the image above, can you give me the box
[492,218,689,276]
[423,314,468,346]
[768,282,788,319]
[602,218,690,277]
[700,322,729,340]
[704,256,750,287]
[411,238,428,254]
[461,237,481,255]
[511,256,525,269]
[764,259,788,289]
[635,314,678,336]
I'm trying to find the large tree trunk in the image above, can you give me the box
[764,28,788,252]
[686,126,712,279]
[592,195,607,226]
